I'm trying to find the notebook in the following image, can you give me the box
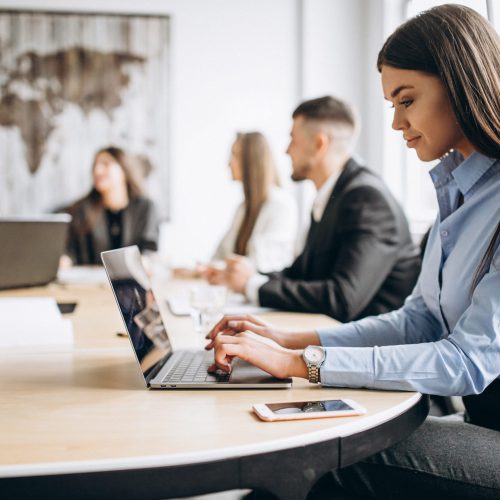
[0,214,71,290]
[101,246,292,389]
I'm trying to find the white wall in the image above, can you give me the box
[0,0,391,264]
[301,0,366,153]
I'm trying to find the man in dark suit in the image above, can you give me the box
[224,96,421,321]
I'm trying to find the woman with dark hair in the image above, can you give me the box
[206,5,499,498]
[65,146,159,264]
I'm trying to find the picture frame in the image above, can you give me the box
[0,10,170,218]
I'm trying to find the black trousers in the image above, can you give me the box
[308,380,500,500]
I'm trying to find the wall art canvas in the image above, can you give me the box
[0,10,170,217]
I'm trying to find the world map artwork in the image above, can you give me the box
[0,12,169,217]
[0,47,146,174]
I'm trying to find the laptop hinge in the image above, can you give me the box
[145,353,171,386]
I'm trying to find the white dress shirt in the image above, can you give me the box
[311,170,341,222]
[246,171,341,304]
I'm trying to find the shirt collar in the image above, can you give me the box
[430,150,497,196]
[312,170,341,222]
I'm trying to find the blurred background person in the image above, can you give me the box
[176,132,298,282]
[223,97,421,320]
[63,146,159,265]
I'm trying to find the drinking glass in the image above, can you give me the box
[189,285,227,335]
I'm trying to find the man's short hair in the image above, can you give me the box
[292,96,356,129]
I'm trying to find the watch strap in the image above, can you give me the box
[307,364,320,384]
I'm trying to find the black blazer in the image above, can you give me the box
[65,195,159,265]
[259,158,421,321]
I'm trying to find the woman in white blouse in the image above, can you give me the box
[210,132,298,275]
[175,132,297,281]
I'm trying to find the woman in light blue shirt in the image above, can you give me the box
[207,4,499,498]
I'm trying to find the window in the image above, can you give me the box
[382,0,498,239]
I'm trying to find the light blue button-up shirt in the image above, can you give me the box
[318,151,500,396]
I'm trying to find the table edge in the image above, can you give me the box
[0,393,421,478]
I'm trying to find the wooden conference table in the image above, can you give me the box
[0,272,428,500]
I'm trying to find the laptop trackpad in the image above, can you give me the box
[231,358,289,384]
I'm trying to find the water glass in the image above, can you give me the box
[189,285,227,335]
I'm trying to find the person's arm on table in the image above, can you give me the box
[208,265,499,395]
[321,257,500,395]
[317,278,440,348]
[258,186,408,320]
[208,331,309,379]
[223,240,307,305]
[205,277,437,352]
[205,314,320,350]
[207,254,500,395]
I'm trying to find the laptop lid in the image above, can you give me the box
[102,246,293,390]
[101,246,173,385]
[0,214,71,290]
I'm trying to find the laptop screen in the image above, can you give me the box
[101,246,172,379]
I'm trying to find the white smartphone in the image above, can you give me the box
[252,398,367,422]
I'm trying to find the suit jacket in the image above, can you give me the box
[259,158,421,321]
[66,195,159,265]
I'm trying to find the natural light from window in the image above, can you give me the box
[384,0,497,239]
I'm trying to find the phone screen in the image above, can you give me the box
[267,399,354,415]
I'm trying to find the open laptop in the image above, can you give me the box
[101,246,292,389]
[0,214,71,290]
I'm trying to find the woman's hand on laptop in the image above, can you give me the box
[207,331,308,380]
[205,314,321,351]
[205,314,284,349]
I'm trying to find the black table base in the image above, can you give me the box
[1,395,429,500]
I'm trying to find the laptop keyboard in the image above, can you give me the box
[162,351,230,383]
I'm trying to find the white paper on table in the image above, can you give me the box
[57,266,108,285]
[0,297,73,347]
[166,293,275,317]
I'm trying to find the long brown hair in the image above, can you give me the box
[377,4,500,159]
[234,132,280,256]
[70,146,144,235]
[377,5,500,295]
[470,222,500,295]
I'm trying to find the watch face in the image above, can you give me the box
[305,346,325,364]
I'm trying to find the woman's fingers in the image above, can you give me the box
[240,314,270,327]
[206,314,271,340]
[210,334,244,371]
[205,315,236,340]
[207,353,235,374]
[205,320,269,350]
[208,332,306,380]
[227,320,265,332]
[209,332,287,377]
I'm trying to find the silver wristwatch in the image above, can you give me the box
[302,345,326,384]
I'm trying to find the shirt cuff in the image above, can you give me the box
[245,273,270,305]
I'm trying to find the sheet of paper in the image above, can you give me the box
[0,297,73,347]
[57,266,108,285]
[166,293,275,317]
